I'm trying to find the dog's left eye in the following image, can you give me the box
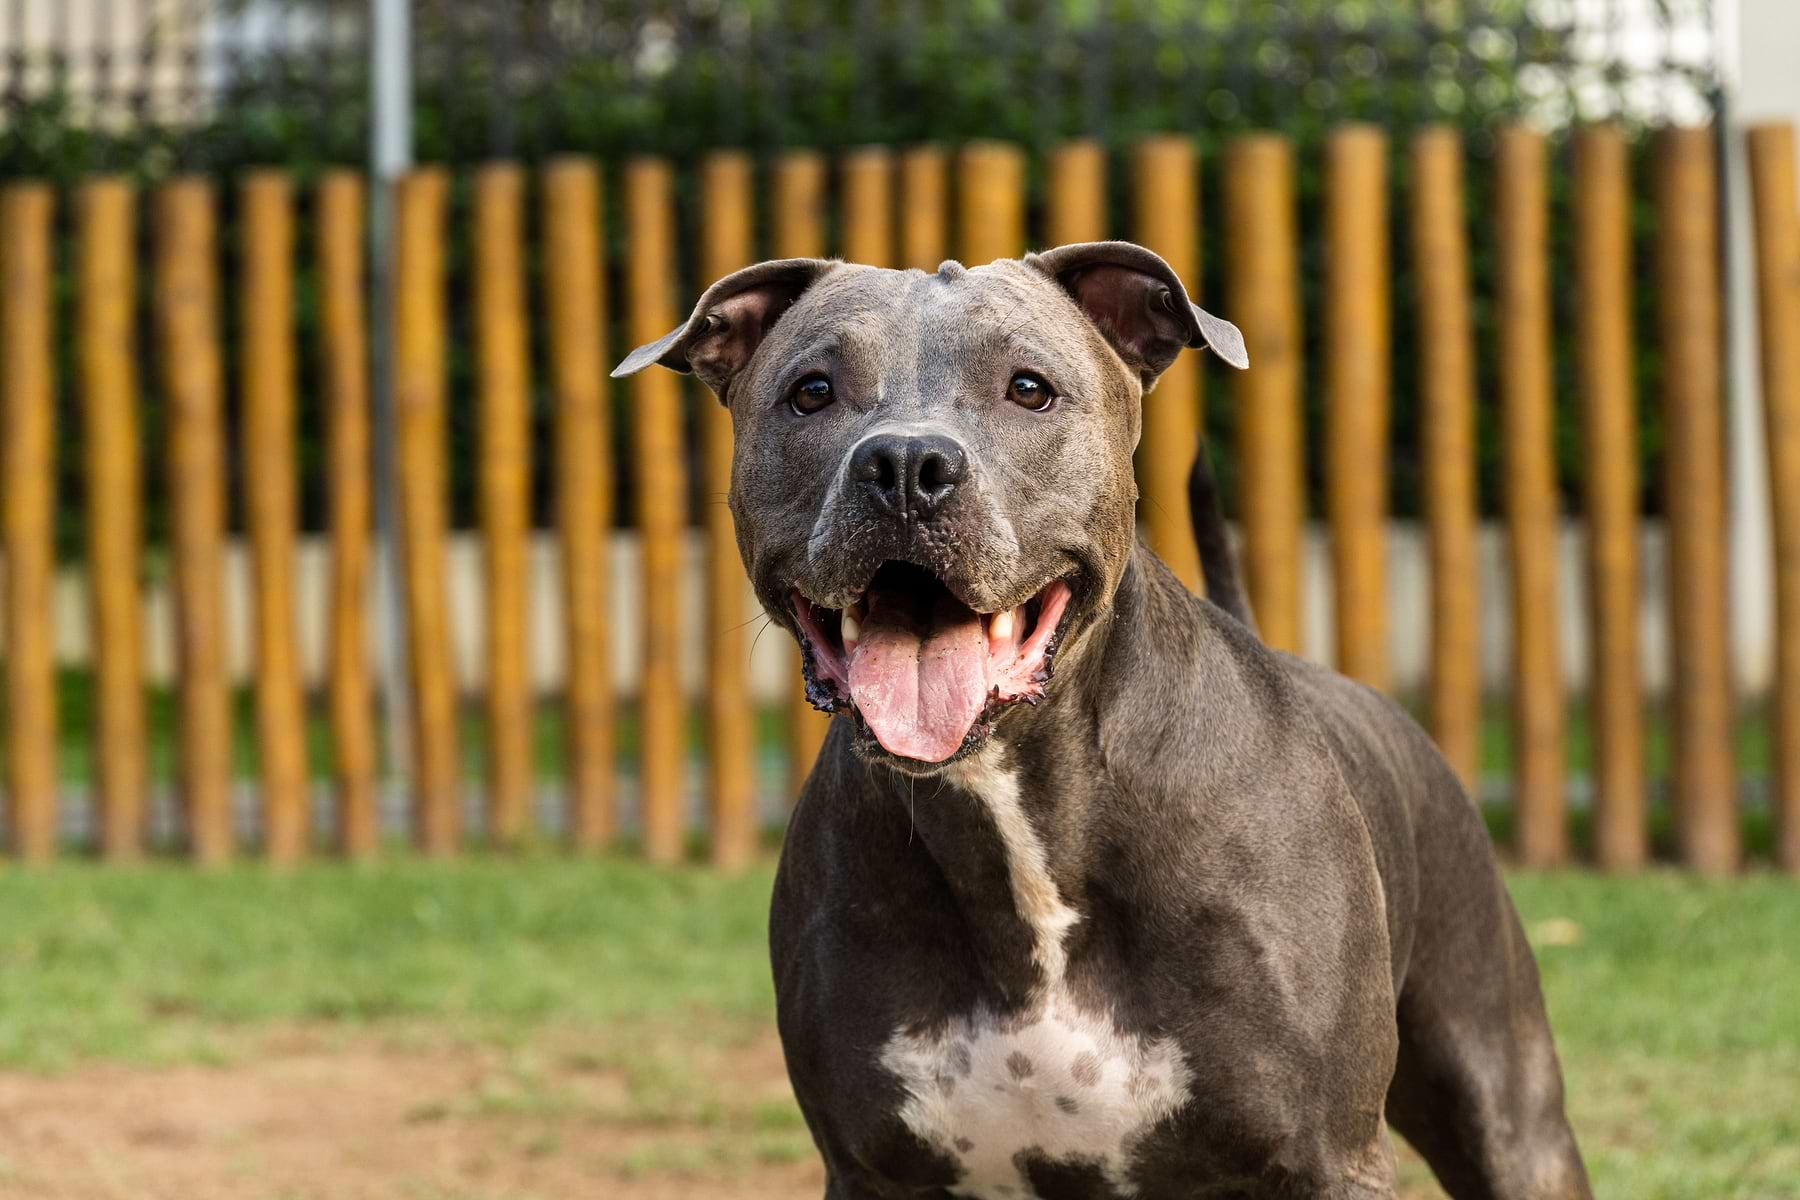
[1008,372,1055,412]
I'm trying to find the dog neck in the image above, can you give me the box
[868,549,1201,1008]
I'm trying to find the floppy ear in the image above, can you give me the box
[611,258,836,402]
[1027,240,1247,390]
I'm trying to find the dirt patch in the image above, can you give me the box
[0,1029,1447,1199]
[0,1029,824,1200]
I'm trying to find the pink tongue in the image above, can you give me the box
[848,593,990,762]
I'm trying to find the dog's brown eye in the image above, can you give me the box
[790,375,834,415]
[1008,372,1055,412]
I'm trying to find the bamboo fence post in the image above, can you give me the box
[841,146,895,267]
[1573,126,1647,870]
[1047,140,1108,245]
[774,149,828,260]
[1,184,58,862]
[775,149,832,800]
[474,162,536,847]
[543,156,615,852]
[1225,133,1305,652]
[1747,122,1800,873]
[624,158,688,865]
[1324,124,1392,689]
[700,151,759,869]
[240,170,310,862]
[156,178,234,865]
[1494,126,1567,867]
[1132,135,1205,594]
[318,170,377,857]
[78,178,148,860]
[899,145,949,271]
[392,169,460,856]
[1409,127,1482,792]
[957,140,1026,264]
[1655,127,1737,874]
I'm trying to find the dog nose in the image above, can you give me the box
[852,433,968,517]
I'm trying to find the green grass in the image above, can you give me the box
[17,668,788,785]
[17,666,1788,867]
[0,859,1794,1197]
[1506,872,1800,1198]
[1470,698,1773,783]
[7,669,1779,788]
[0,857,777,1069]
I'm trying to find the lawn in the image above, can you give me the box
[13,669,1778,788]
[0,859,1794,1199]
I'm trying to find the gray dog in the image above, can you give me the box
[615,241,1591,1199]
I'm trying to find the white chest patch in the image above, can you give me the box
[879,753,1192,1199]
[882,995,1191,1198]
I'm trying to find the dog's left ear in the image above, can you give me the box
[612,258,836,402]
[1028,241,1247,390]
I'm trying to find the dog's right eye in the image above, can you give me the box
[789,375,834,415]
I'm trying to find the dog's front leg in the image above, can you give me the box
[1337,1141,1398,1198]
[822,1166,953,1200]
[1298,1130,1398,1200]
[824,1176,947,1200]
[1315,1184,1397,1200]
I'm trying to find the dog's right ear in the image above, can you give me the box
[612,258,836,403]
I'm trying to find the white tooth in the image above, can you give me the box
[841,610,861,647]
[990,608,1015,642]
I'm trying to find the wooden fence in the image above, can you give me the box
[2,123,1800,874]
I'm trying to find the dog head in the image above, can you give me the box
[615,241,1244,771]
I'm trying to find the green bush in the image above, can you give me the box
[0,2,1705,559]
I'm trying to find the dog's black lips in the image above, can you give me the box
[795,629,849,714]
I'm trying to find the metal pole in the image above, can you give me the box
[1722,0,1800,700]
[370,0,413,828]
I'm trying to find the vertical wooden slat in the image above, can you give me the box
[318,171,376,858]
[240,171,309,863]
[775,150,832,800]
[1573,126,1647,870]
[1409,127,1482,792]
[156,179,234,865]
[1225,134,1305,652]
[1047,140,1108,245]
[1747,122,1800,873]
[392,169,460,856]
[1,184,58,862]
[841,146,895,267]
[543,156,614,852]
[1494,126,1567,867]
[624,158,688,865]
[774,149,828,260]
[1324,124,1392,689]
[957,140,1026,264]
[79,178,148,860]
[474,162,535,847]
[899,145,949,271]
[1655,127,1737,874]
[1132,135,1205,594]
[701,152,758,869]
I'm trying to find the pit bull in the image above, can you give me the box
[614,240,1591,1199]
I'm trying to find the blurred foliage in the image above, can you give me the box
[0,0,1719,558]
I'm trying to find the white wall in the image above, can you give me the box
[12,524,1703,703]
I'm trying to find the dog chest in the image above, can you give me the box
[881,992,1190,1198]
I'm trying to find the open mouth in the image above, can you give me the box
[790,562,1073,765]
